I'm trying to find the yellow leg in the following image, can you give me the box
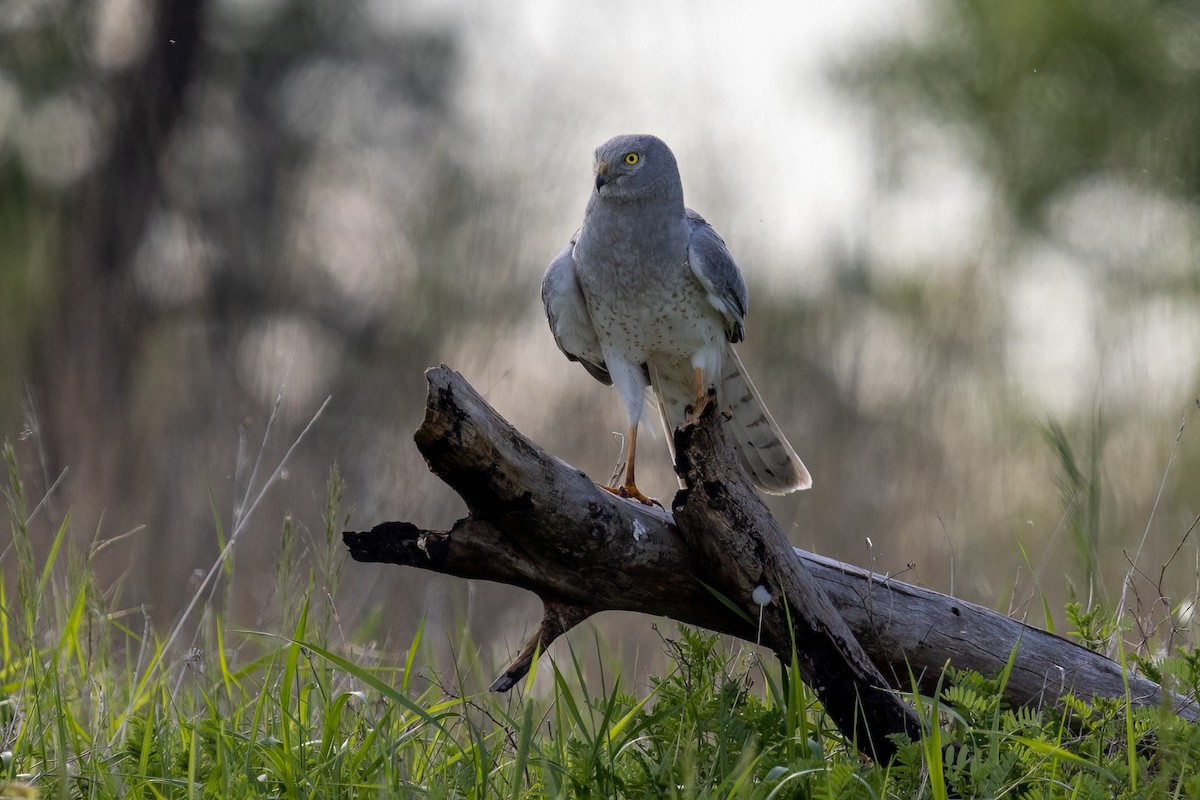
[624,424,638,489]
[686,366,716,422]
[602,425,657,506]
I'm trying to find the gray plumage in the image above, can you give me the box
[542,133,810,496]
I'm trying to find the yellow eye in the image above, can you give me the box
[623,152,640,165]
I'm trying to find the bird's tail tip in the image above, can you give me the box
[753,459,812,495]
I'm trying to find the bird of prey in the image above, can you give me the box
[542,133,811,505]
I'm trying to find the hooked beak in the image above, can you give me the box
[594,160,609,191]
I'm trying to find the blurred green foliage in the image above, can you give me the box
[844,0,1200,226]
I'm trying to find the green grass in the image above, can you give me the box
[4,440,1200,799]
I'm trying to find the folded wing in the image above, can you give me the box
[542,235,611,385]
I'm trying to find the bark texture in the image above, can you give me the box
[344,366,1199,756]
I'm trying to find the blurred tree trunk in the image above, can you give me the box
[33,1,206,593]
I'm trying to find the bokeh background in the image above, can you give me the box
[2,0,1198,676]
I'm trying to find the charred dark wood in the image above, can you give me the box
[670,392,924,760]
[344,366,1200,749]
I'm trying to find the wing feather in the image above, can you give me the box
[541,234,611,385]
[685,209,748,344]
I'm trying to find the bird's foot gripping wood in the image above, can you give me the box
[602,482,662,508]
[684,384,720,424]
[603,423,662,507]
[346,366,1200,759]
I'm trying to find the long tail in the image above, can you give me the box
[649,348,811,494]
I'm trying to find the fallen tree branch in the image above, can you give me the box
[670,392,924,759]
[344,365,1199,738]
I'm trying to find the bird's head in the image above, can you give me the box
[592,134,682,202]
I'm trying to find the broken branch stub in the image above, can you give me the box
[670,392,924,760]
[343,366,1199,750]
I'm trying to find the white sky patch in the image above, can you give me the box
[18,91,108,188]
[390,0,1194,423]
[1100,298,1200,412]
[1047,175,1200,276]
[1006,246,1099,416]
[831,304,924,414]
[448,0,915,290]
[866,129,997,277]
[236,316,340,419]
[133,210,214,307]
[92,0,152,71]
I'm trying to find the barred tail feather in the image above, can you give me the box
[720,348,811,494]
[648,351,811,494]
[648,360,692,488]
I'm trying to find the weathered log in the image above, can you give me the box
[344,366,1199,735]
[670,392,923,759]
